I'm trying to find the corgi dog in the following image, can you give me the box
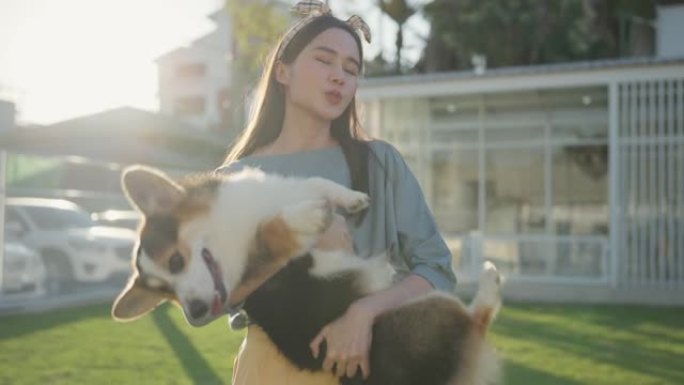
[112,165,502,385]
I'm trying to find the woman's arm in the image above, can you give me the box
[311,141,456,379]
[311,212,436,379]
[309,210,433,378]
[310,274,432,379]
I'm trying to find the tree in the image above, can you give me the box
[586,0,656,57]
[379,0,418,74]
[225,0,289,128]
[226,0,289,79]
[417,0,656,73]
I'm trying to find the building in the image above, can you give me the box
[0,107,227,212]
[658,1,684,58]
[359,57,684,304]
[0,100,15,134]
[156,9,234,132]
[352,2,684,304]
[155,2,292,135]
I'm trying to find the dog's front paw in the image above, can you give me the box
[339,191,370,213]
[306,177,370,213]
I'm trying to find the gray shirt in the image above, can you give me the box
[216,140,456,293]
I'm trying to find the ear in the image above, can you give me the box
[274,60,292,86]
[111,276,168,321]
[122,166,185,216]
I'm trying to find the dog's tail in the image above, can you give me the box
[468,261,503,335]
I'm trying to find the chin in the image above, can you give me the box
[316,106,348,123]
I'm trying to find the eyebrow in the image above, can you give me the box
[313,46,361,70]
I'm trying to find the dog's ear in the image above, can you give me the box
[112,276,167,321]
[122,166,185,216]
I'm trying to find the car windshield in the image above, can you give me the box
[22,205,95,229]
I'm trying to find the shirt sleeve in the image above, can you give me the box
[383,144,457,293]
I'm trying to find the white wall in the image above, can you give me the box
[657,4,684,58]
[0,100,15,132]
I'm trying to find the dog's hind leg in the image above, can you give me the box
[468,262,502,335]
[448,262,502,385]
[305,177,370,213]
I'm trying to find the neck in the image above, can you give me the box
[266,103,338,155]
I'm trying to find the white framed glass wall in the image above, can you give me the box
[377,86,610,281]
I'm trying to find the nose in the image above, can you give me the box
[329,66,345,85]
[188,299,209,319]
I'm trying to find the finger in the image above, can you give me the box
[360,358,370,379]
[310,334,323,359]
[346,361,359,378]
[322,355,335,373]
[335,360,347,377]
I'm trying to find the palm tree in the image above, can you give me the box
[378,0,416,74]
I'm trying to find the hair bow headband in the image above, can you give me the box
[277,0,372,60]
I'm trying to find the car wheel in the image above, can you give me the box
[41,250,75,294]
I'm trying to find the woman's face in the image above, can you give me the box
[276,27,361,123]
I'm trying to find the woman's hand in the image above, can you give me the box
[310,300,375,379]
[314,213,354,253]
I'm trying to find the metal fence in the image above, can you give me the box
[616,78,684,288]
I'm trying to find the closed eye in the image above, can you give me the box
[316,57,358,76]
[311,46,360,76]
[344,67,359,76]
[168,252,185,274]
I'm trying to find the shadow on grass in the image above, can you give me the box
[495,304,684,385]
[152,305,224,385]
[0,303,110,341]
[574,305,684,345]
[504,360,582,385]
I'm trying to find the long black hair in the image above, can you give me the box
[224,15,370,199]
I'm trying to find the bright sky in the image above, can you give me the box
[0,0,222,125]
[0,0,427,126]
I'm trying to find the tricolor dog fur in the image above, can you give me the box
[112,165,503,385]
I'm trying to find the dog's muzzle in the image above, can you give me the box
[201,248,228,316]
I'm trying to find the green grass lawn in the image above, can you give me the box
[0,302,682,385]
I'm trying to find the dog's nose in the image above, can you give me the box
[188,300,209,319]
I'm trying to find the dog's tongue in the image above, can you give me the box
[211,294,223,316]
[202,248,228,317]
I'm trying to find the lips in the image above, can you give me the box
[201,248,227,316]
[325,90,342,105]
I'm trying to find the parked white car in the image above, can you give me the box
[91,210,141,230]
[4,198,137,293]
[2,239,46,295]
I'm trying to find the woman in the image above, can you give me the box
[218,2,456,383]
